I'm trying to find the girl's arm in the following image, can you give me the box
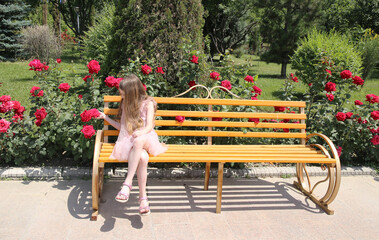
[98,112,121,130]
[132,101,155,138]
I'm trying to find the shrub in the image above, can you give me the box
[357,29,379,79]
[286,34,378,166]
[0,58,104,166]
[104,0,205,90]
[21,25,61,63]
[82,2,115,64]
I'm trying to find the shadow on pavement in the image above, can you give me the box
[54,177,326,232]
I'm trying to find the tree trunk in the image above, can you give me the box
[43,0,48,25]
[281,62,287,78]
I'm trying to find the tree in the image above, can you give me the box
[321,0,379,34]
[58,0,97,38]
[257,0,321,77]
[203,0,258,58]
[104,0,205,88]
[0,0,31,61]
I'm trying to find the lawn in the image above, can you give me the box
[229,54,379,109]
[1,51,378,112]
[0,48,88,112]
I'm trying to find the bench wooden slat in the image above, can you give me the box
[104,120,306,129]
[103,130,306,138]
[104,96,306,107]
[99,157,335,163]
[102,143,311,148]
[104,108,307,120]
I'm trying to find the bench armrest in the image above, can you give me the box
[306,133,339,161]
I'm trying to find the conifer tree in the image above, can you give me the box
[0,0,31,61]
[104,0,205,87]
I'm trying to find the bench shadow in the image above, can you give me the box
[58,177,325,232]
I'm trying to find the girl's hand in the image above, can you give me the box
[96,111,106,120]
[132,130,143,138]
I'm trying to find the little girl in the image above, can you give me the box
[97,74,167,215]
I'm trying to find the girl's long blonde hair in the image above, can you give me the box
[117,74,148,134]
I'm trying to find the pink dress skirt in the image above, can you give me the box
[109,98,167,161]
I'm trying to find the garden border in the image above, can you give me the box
[0,166,375,180]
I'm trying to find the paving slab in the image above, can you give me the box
[0,175,378,240]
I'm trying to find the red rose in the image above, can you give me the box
[357,117,368,124]
[251,96,258,100]
[56,58,61,63]
[354,100,363,105]
[325,69,332,75]
[141,64,152,75]
[80,110,92,122]
[283,128,289,132]
[78,94,83,99]
[346,112,353,119]
[12,101,21,111]
[81,125,96,139]
[0,95,11,103]
[371,111,379,120]
[308,83,313,86]
[325,82,336,92]
[87,60,100,74]
[326,93,334,102]
[336,112,346,121]
[12,114,23,123]
[252,86,262,95]
[244,75,254,83]
[221,80,232,91]
[371,135,379,145]
[290,73,298,82]
[340,70,352,79]
[337,146,342,157]
[0,101,14,113]
[89,108,100,118]
[105,76,119,88]
[143,84,147,91]
[210,72,220,80]
[274,106,286,112]
[212,111,222,121]
[175,116,185,123]
[0,119,11,133]
[190,55,198,64]
[188,80,197,90]
[34,107,47,121]
[366,94,379,104]
[15,106,25,115]
[83,75,91,82]
[30,86,44,97]
[58,83,71,93]
[352,76,364,86]
[156,67,165,74]
[248,118,259,123]
[28,59,48,71]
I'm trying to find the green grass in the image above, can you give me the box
[0,48,88,112]
[229,54,379,109]
[1,51,378,111]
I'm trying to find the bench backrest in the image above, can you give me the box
[102,96,307,144]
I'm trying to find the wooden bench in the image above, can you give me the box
[91,94,341,221]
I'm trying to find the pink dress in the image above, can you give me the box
[109,98,167,161]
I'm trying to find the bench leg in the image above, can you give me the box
[294,162,341,215]
[216,162,224,213]
[91,166,99,221]
[204,162,211,191]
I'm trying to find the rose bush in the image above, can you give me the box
[287,29,378,166]
[0,59,104,166]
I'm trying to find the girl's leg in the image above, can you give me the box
[137,150,150,214]
[137,149,149,198]
[117,136,149,200]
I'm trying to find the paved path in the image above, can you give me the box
[0,176,378,240]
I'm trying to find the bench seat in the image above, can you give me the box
[99,144,336,164]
